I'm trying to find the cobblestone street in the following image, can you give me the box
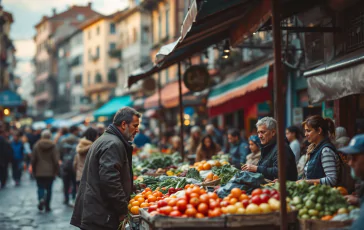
[0,174,77,230]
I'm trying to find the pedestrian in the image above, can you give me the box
[245,135,261,166]
[10,131,24,186]
[71,107,141,230]
[133,126,151,148]
[286,125,302,163]
[196,135,221,162]
[338,134,364,230]
[31,129,59,212]
[227,128,250,168]
[169,136,181,154]
[22,135,33,177]
[335,126,351,149]
[0,125,13,189]
[186,126,202,156]
[242,117,297,181]
[206,124,224,147]
[299,115,340,186]
[73,127,99,189]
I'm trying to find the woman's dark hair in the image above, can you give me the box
[82,127,99,142]
[286,125,302,139]
[302,115,335,138]
[201,135,217,152]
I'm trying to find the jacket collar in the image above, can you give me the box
[261,138,277,154]
[105,124,133,152]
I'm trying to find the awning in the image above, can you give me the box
[128,0,271,87]
[304,49,364,104]
[207,62,273,117]
[0,90,23,107]
[144,81,189,109]
[93,95,132,118]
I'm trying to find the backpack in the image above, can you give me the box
[60,142,76,175]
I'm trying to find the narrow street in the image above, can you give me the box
[0,174,77,230]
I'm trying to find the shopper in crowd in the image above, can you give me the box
[286,125,302,163]
[206,124,224,147]
[335,126,351,149]
[245,135,261,166]
[74,127,99,188]
[71,107,141,230]
[0,124,13,189]
[22,135,33,178]
[24,127,36,150]
[96,122,105,136]
[54,127,69,147]
[297,139,310,177]
[133,126,151,148]
[196,135,221,162]
[186,126,202,155]
[242,117,297,181]
[169,136,181,154]
[338,134,364,230]
[10,131,24,186]
[31,129,59,212]
[300,115,340,186]
[227,128,249,168]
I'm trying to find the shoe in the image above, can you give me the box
[63,200,69,205]
[38,199,45,211]
[45,207,51,212]
[69,200,75,207]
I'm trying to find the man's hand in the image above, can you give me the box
[241,164,257,172]
[344,195,359,206]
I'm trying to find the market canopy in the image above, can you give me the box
[304,48,364,104]
[93,95,133,118]
[0,90,23,107]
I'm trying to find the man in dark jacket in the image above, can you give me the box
[71,107,140,230]
[242,117,297,181]
[0,128,13,189]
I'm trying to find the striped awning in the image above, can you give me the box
[207,63,271,108]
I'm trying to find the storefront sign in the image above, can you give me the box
[183,65,210,92]
[293,107,304,125]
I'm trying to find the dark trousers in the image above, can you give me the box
[12,160,23,183]
[0,165,8,188]
[63,173,76,202]
[36,177,54,208]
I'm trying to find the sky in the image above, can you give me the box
[4,0,129,59]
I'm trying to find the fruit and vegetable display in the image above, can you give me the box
[211,164,239,185]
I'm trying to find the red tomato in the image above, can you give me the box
[181,214,188,218]
[185,188,193,198]
[208,192,218,200]
[251,188,263,197]
[199,189,207,195]
[190,193,200,199]
[251,195,262,205]
[208,208,222,217]
[169,210,182,217]
[160,206,172,215]
[192,186,201,194]
[172,206,179,211]
[190,197,200,207]
[262,189,271,196]
[209,201,219,210]
[196,213,205,218]
[270,189,278,196]
[185,207,197,217]
[168,199,177,207]
[220,201,229,207]
[260,194,270,204]
[157,200,168,208]
[176,200,187,212]
[272,193,280,200]
[241,190,247,194]
[148,205,158,213]
[242,199,250,208]
[199,194,209,204]
[197,203,209,215]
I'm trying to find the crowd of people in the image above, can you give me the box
[0,106,363,229]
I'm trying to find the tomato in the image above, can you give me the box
[185,188,193,198]
[262,189,271,196]
[239,194,249,201]
[176,200,187,212]
[172,206,179,211]
[208,192,218,200]
[270,189,278,196]
[197,203,208,215]
[181,214,188,218]
[246,203,261,215]
[230,188,242,198]
[192,186,201,194]
[185,207,197,217]
[209,201,219,210]
[160,206,172,215]
[226,205,237,214]
[145,187,152,192]
[169,210,182,217]
[189,197,200,207]
[195,213,205,218]
[184,184,190,189]
[149,211,159,216]
[157,200,168,208]
[148,205,158,213]
[242,199,250,208]
[272,193,280,200]
[199,194,209,204]
[229,198,238,205]
[199,189,207,195]
[251,188,263,197]
[251,195,262,205]
[259,203,272,213]
[168,199,177,207]
[220,201,229,207]
[260,194,270,204]
[208,208,222,217]
[190,193,200,199]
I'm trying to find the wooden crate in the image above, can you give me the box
[299,219,353,230]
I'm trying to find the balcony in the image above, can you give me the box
[108,49,121,59]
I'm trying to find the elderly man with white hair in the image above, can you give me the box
[242,117,297,181]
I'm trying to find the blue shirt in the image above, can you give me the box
[11,141,24,161]
[133,133,151,148]
[229,141,249,168]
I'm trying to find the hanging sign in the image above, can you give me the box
[183,65,210,92]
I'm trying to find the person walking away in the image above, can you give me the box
[0,127,13,189]
[286,126,302,164]
[22,135,33,178]
[245,135,261,166]
[338,134,364,230]
[73,127,99,189]
[227,129,250,169]
[71,107,140,230]
[335,126,351,149]
[60,125,79,206]
[32,130,59,212]
[196,135,221,162]
[10,132,24,186]
[242,117,297,181]
[299,115,340,186]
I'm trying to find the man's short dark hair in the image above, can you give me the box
[228,128,240,138]
[69,125,79,134]
[113,107,141,126]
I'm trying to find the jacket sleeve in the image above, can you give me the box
[31,146,38,175]
[98,143,128,216]
[257,150,278,180]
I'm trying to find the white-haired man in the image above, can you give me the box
[242,117,297,181]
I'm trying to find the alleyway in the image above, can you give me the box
[0,175,77,230]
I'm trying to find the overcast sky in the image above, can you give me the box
[4,0,128,59]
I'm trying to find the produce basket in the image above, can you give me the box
[299,219,353,230]
[139,208,226,229]
[202,178,221,186]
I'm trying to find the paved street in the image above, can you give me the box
[0,174,77,230]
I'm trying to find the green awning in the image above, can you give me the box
[93,95,132,118]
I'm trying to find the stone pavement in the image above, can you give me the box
[0,174,78,230]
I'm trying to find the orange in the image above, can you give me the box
[231,188,242,198]
[137,197,145,204]
[129,199,135,204]
[336,187,348,196]
[239,194,249,201]
[134,195,142,200]
[131,201,140,207]
[130,206,140,215]
[203,163,212,170]
[128,204,132,210]
[206,173,213,180]
[229,198,238,205]
[148,195,157,202]
[140,203,149,208]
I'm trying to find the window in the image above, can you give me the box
[75,74,82,84]
[133,28,137,43]
[87,72,91,85]
[88,48,92,61]
[110,23,116,34]
[165,6,170,37]
[109,43,116,50]
[96,46,100,58]
[165,69,169,82]
[142,26,149,44]
[95,73,102,83]
[96,26,100,35]
[158,14,162,41]
[88,30,91,40]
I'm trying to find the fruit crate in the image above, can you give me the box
[299,219,353,230]
[139,208,226,229]
[128,213,141,230]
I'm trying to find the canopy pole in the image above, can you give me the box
[178,62,185,161]
[272,0,288,230]
[158,73,163,151]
